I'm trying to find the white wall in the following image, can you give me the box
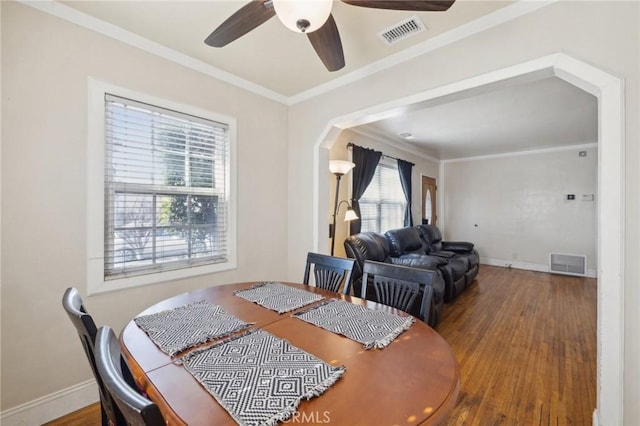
[443,145,597,273]
[286,2,638,424]
[1,1,639,425]
[1,1,288,414]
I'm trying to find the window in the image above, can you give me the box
[88,80,236,294]
[359,158,406,233]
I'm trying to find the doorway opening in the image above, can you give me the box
[421,175,437,225]
[314,53,624,424]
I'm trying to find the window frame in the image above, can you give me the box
[358,157,407,234]
[87,79,237,295]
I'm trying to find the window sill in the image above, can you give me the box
[87,257,237,295]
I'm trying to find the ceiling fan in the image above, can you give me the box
[204,0,455,72]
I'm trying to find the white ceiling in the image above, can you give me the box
[352,75,598,160]
[53,0,598,160]
[60,0,514,96]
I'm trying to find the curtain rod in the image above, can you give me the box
[347,142,415,166]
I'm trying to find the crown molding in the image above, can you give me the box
[287,0,559,105]
[348,127,440,163]
[20,0,557,106]
[18,0,289,105]
[441,142,598,163]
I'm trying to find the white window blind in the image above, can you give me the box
[359,159,406,234]
[104,94,229,279]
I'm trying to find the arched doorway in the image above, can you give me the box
[313,53,624,424]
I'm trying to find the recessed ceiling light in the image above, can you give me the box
[399,132,415,139]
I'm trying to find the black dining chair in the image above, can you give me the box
[361,260,435,324]
[95,326,166,426]
[62,287,126,426]
[303,252,356,295]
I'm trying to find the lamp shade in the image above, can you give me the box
[272,0,333,33]
[344,208,358,222]
[329,160,355,176]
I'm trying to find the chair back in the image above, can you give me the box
[303,252,355,295]
[62,287,123,426]
[361,260,435,323]
[95,326,166,426]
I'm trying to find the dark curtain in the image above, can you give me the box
[350,145,382,235]
[397,159,413,226]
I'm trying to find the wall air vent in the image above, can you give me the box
[378,16,426,46]
[549,253,587,277]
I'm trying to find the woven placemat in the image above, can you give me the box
[234,282,323,314]
[180,329,345,426]
[294,299,414,349]
[134,300,253,356]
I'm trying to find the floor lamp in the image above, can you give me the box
[329,160,357,256]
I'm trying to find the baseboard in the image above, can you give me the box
[0,379,99,425]
[592,408,599,426]
[480,257,596,278]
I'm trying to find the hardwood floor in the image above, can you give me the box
[46,265,596,425]
[438,265,596,425]
[43,402,101,426]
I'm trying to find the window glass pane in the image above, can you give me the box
[104,94,229,280]
[359,160,406,234]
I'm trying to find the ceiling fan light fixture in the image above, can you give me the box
[272,0,333,33]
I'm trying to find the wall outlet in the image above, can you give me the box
[582,194,595,201]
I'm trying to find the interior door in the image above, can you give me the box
[421,176,437,225]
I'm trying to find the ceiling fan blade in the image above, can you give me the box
[341,0,455,12]
[307,14,345,72]
[205,0,276,47]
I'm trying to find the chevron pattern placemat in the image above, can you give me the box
[134,300,253,356]
[234,282,323,314]
[294,299,415,350]
[180,329,345,426]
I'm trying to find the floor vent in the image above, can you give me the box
[378,16,425,45]
[549,253,587,276]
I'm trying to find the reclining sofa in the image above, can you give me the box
[344,225,479,326]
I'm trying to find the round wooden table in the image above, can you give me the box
[121,282,460,425]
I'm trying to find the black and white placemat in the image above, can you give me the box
[134,300,253,356]
[234,282,323,314]
[180,329,345,426]
[293,299,415,350]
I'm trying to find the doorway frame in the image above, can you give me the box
[313,52,624,425]
[421,174,438,225]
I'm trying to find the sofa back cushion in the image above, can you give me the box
[344,232,393,299]
[384,227,426,257]
[417,224,443,252]
[344,232,391,272]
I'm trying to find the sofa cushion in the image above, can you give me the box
[441,241,475,252]
[416,224,444,252]
[385,227,426,257]
[391,253,448,268]
[344,232,391,265]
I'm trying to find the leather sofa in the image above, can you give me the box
[343,231,446,327]
[417,224,480,289]
[385,226,467,302]
[345,225,479,315]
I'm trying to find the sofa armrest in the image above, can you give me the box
[392,253,448,268]
[430,250,457,258]
[441,241,475,252]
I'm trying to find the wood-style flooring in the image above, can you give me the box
[45,265,596,425]
[438,265,596,425]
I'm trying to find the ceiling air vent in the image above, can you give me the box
[378,16,426,46]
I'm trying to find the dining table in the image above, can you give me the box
[120,281,460,425]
